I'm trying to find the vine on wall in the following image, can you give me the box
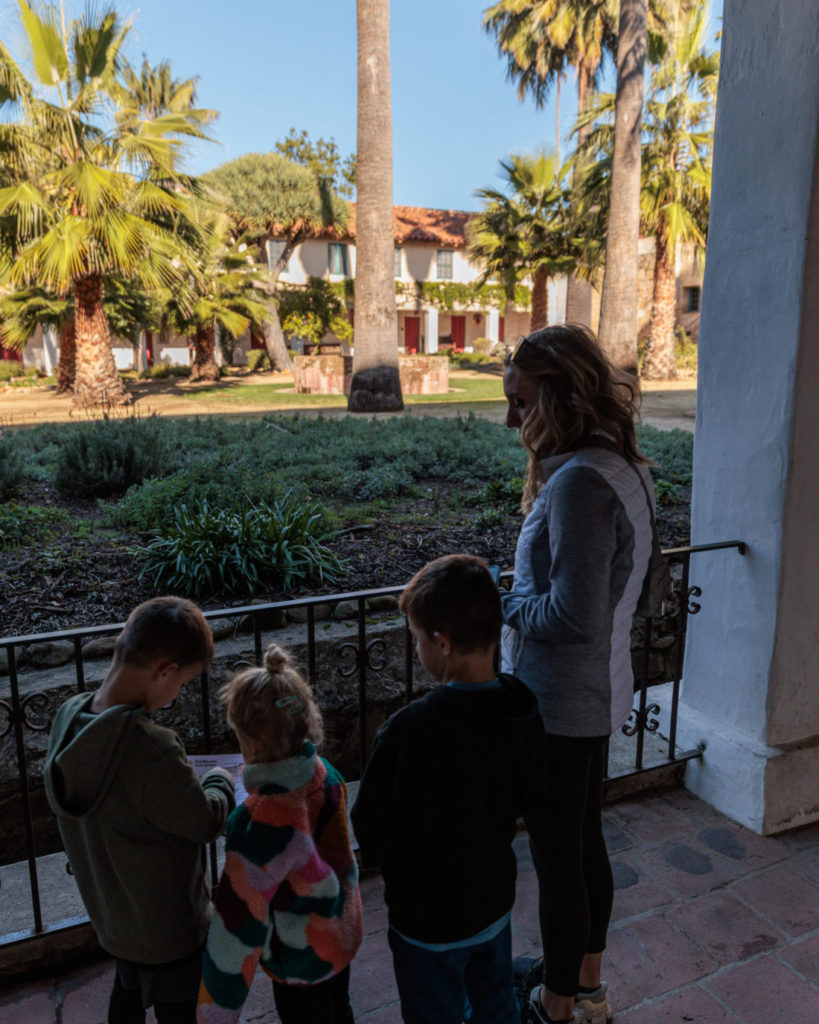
[299,277,532,315]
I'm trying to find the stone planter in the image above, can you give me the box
[293,354,449,396]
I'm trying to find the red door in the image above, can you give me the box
[451,315,465,352]
[144,331,154,366]
[405,316,420,354]
[0,344,21,362]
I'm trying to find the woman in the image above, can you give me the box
[501,325,655,1024]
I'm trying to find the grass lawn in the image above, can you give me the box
[177,374,506,408]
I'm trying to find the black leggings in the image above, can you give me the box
[529,733,613,998]
[272,966,354,1024]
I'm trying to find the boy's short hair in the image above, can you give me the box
[114,597,214,670]
[220,645,323,762]
[399,554,502,652]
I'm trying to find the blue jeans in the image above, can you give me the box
[388,923,519,1024]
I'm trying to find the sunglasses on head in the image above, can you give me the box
[510,334,544,371]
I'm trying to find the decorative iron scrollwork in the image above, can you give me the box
[622,703,661,736]
[22,692,51,731]
[337,638,388,679]
[0,692,52,738]
[687,585,702,615]
[0,700,12,740]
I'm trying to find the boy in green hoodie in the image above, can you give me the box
[44,596,235,1024]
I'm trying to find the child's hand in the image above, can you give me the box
[205,766,236,789]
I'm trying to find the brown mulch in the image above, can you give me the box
[0,479,691,640]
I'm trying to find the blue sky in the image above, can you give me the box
[5,0,722,212]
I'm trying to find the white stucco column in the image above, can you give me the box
[424,307,439,354]
[663,0,819,834]
[41,325,58,375]
[486,307,500,345]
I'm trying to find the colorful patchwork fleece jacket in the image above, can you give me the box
[197,741,362,1023]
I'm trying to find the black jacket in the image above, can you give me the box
[351,674,548,943]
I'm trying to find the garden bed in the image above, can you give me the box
[0,415,693,640]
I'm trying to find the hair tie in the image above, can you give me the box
[264,645,289,673]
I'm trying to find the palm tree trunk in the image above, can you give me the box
[597,0,647,376]
[349,0,403,412]
[642,233,678,379]
[565,61,596,327]
[262,302,292,372]
[73,275,130,407]
[530,266,550,331]
[190,323,220,381]
[56,317,76,394]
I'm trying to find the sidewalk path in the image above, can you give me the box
[0,372,696,433]
[2,787,817,1023]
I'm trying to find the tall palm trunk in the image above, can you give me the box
[73,274,129,407]
[530,266,550,331]
[642,232,677,379]
[56,317,76,394]
[190,323,219,381]
[565,61,596,327]
[597,0,647,376]
[348,0,403,412]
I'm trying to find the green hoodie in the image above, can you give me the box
[44,691,235,964]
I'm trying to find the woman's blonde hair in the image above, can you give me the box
[220,645,323,762]
[506,324,646,513]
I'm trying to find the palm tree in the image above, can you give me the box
[596,0,648,375]
[204,152,350,373]
[640,3,716,377]
[0,3,207,407]
[574,1,717,378]
[118,58,206,121]
[349,0,403,412]
[483,0,618,325]
[468,196,526,330]
[0,287,73,390]
[158,209,269,381]
[471,152,578,332]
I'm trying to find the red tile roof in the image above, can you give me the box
[345,205,473,247]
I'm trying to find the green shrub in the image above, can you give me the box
[637,425,693,486]
[475,506,507,532]
[134,494,346,598]
[675,327,698,374]
[0,502,70,547]
[246,349,270,373]
[54,414,174,499]
[0,438,25,499]
[447,350,491,367]
[472,477,524,512]
[144,362,191,379]
[0,360,40,383]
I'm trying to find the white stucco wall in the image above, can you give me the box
[668,0,819,833]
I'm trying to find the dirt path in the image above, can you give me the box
[0,370,696,432]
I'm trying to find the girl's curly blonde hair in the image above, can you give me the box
[506,324,647,513]
[220,645,323,763]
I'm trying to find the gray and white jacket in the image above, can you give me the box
[501,447,654,738]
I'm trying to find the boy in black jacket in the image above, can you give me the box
[351,554,547,1024]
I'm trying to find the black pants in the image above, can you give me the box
[107,946,203,1024]
[108,974,196,1024]
[529,733,613,998]
[272,966,354,1024]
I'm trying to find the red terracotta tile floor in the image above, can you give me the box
[2,790,818,1023]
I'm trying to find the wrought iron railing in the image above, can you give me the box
[0,540,745,958]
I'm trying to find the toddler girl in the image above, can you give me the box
[198,645,362,1024]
